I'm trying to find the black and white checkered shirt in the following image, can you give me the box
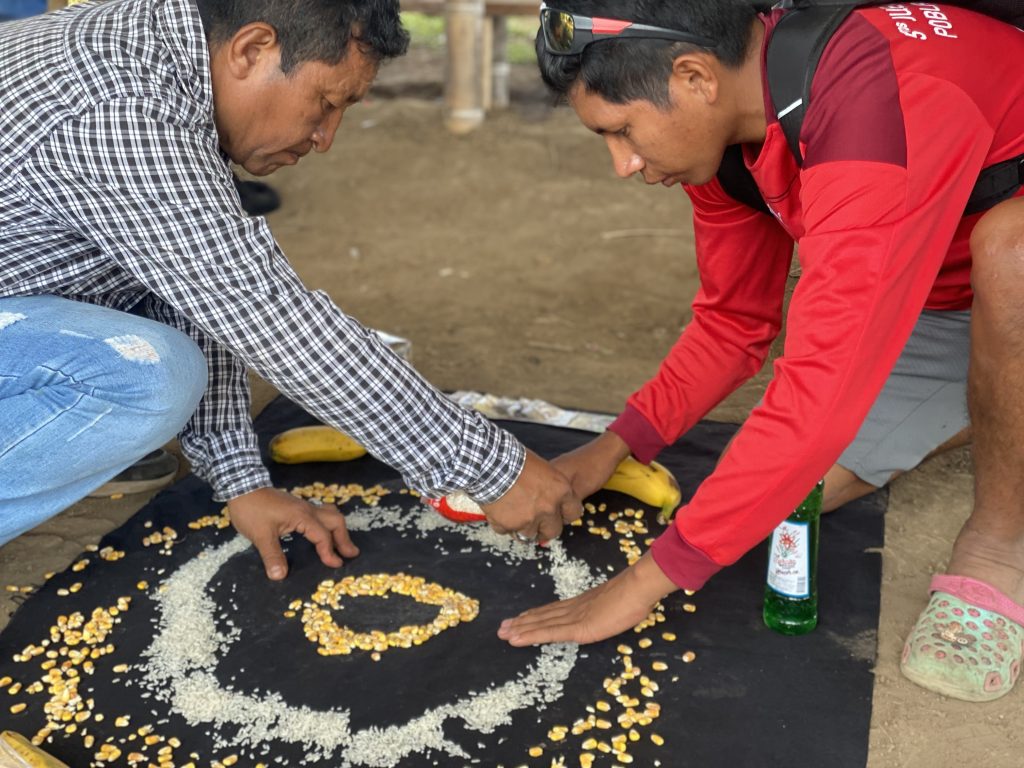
[0,0,524,503]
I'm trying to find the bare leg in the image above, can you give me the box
[823,465,881,512]
[946,196,1024,604]
[823,428,972,512]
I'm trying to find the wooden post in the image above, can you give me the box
[481,16,494,111]
[491,15,510,110]
[444,0,486,134]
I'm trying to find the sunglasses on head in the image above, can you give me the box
[539,3,717,56]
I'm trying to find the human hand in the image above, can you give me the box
[552,430,631,501]
[497,552,678,645]
[227,487,359,580]
[480,449,581,542]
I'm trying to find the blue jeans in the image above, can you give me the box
[0,295,207,545]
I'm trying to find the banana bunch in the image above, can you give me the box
[268,425,367,464]
[0,732,69,768]
[603,456,682,523]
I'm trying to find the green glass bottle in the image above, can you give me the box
[763,480,824,635]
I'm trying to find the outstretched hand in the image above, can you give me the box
[228,487,359,580]
[497,552,679,646]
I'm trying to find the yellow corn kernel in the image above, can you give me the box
[682,651,697,663]
[651,733,665,746]
[528,746,543,757]
[661,632,676,642]
[651,661,668,671]
[9,703,26,714]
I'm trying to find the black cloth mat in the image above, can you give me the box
[0,396,885,768]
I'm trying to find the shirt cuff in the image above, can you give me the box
[179,432,273,502]
[211,463,274,503]
[461,419,527,504]
[649,522,723,591]
[608,405,668,464]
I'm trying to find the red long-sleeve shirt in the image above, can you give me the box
[609,5,1024,590]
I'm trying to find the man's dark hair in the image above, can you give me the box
[196,0,410,72]
[536,0,759,107]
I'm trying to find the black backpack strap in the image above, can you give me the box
[766,3,855,165]
[965,154,1024,215]
[716,144,772,216]
[734,2,1022,217]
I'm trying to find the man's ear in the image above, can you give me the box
[221,22,279,79]
[671,52,720,105]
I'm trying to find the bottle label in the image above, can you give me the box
[766,521,810,598]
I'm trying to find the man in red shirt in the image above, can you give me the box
[498,0,1024,702]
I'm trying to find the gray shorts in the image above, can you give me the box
[837,309,971,487]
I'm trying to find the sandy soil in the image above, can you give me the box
[0,45,1018,768]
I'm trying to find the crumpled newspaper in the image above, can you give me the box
[447,391,613,434]
[368,331,611,432]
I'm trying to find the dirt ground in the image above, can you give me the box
[0,43,1019,768]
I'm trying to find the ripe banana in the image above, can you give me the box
[602,456,682,523]
[0,731,70,768]
[268,425,367,464]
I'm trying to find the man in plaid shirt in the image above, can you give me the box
[0,0,580,578]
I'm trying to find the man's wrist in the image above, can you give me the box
[596,429,632,464]
[628,551,680,603]
[227,485,276,506]
[608,406,667,465]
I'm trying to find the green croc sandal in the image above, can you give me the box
[901,574,1024,702]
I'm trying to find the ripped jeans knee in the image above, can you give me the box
[0,295,207,539]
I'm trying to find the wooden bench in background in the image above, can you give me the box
[401,0,539,133]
